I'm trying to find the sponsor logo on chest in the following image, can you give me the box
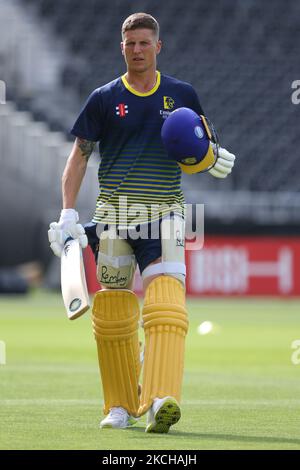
[115,103,128,117]
[114,96,176,120]
[160,96,175,119]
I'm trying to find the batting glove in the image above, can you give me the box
[208,147,236,178]
[48,209,88,257]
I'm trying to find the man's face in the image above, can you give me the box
[121,28,162,73]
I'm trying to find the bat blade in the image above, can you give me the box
[61,238,90,320]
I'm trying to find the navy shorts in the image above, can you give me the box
[84,222,162,274]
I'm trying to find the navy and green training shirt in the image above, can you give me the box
[71,71,204,226]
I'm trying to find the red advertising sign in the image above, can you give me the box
[186,237,300,296]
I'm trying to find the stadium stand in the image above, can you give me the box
[0,101,98,266]
[1,0,300,245]
[12,0,300,193]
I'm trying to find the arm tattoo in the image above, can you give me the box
[77,138,96,161]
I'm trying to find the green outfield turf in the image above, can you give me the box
[0,291,300,450]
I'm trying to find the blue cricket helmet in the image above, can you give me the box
[161,107,216,174]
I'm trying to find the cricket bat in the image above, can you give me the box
[61,238,90,320]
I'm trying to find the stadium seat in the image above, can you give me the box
[14,0,300,194]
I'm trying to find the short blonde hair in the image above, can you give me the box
[121,13,159,39]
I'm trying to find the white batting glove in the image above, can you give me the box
[209,147,236,178]
[48,209,88,257]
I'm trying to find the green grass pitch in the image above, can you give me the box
[0,291,300,450]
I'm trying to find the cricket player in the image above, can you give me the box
[48,13,235,433]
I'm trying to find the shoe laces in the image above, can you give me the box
[110,407,128,418]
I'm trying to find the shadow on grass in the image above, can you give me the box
[126,427,300,446]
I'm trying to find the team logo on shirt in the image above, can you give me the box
[182,157,197,165]
[163,96,175,110]
[116,103,128,117]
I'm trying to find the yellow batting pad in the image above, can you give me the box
[92,289,141,417]
[138,276,188,416]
